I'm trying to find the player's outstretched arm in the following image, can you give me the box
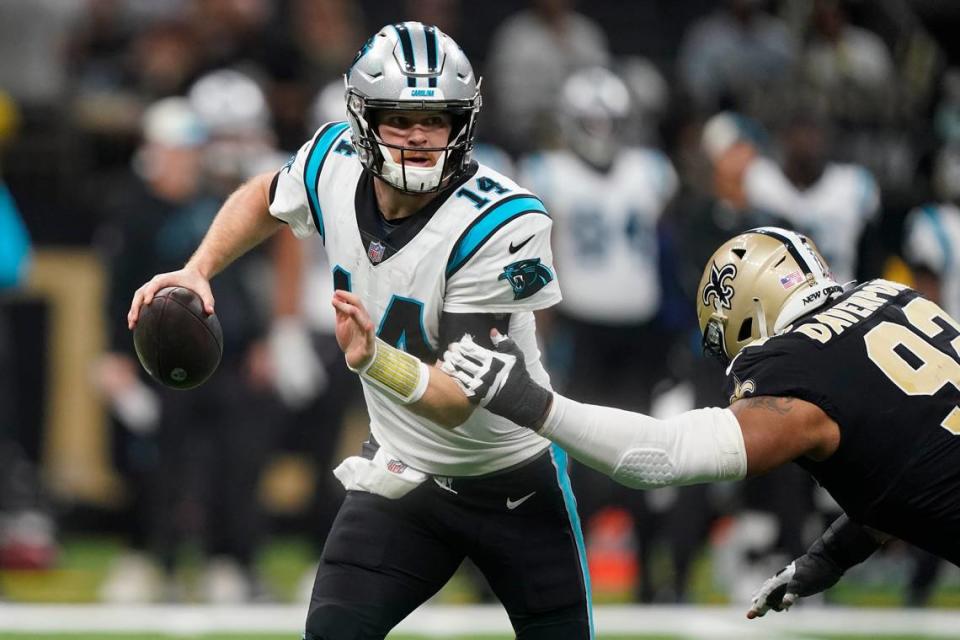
[442,333,747,487]
[747,514,886,619]
[331,290,474,428]
[441,333,842,488]
[128,171,282,329]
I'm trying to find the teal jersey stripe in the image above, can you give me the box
[446,195,548,277]
[549,444,595,639]
[922,204,953,273]
[303,122,350,242]
[0,182,30,289]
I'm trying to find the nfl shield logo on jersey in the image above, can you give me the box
[386,458,407,474]
[368,241,386,264]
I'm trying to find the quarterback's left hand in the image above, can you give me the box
[331,290,375,370]
[440,331,552,429]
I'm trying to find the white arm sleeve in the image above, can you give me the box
[541,394,747,488]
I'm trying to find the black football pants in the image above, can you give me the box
[303,446,593,639]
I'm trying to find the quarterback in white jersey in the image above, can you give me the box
[128,21,593,640]
[271,120,558,475]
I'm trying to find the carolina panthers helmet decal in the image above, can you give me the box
[499,258,554,300]
[350,35,376,70]
[702,262,737,310]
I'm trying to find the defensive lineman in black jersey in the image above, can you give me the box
[417,226,960,619]
[724,279,960,563]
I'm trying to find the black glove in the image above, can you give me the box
[440,331,552,429]
[747,514,883,618]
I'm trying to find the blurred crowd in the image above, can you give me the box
[2,0,960,606]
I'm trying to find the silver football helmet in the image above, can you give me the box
[345,22,481,193]
[558,67,632,170]
[188,68,270,137]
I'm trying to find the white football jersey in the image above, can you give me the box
[520,148,677,324]
[744,157,879,284]
[270,122,561,476]
[903,202,960,319]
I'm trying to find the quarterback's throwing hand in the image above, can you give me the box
[128,267,214,330]
[440,331,552,429]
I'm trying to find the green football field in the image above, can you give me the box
[4,537,960,640]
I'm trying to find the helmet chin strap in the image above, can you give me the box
[377,143,446,193]
[753,298,769,339]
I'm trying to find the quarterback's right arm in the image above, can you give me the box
[332,290,474,428]
[128,171,281,328]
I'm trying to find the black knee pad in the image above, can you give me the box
[304,603,369,640]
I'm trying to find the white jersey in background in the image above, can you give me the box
[269,122,561,476]
[520,148,677,324]
[903,202,960,319]
[744,157,879,284]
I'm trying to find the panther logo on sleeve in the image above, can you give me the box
[499,258,554,300]
[702,262,737,310]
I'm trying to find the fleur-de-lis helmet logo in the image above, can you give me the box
[702,262,737,310]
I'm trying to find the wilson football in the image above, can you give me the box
[133,286,223,390]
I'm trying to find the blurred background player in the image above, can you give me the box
[487,0,610,154]
[94,93,276,603]
[520,66,682,601]
[709,108,881,285]
[903,145,960,320]
[898,143,960,606]
[0,90,54,577]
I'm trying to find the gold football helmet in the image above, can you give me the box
[697,227,842,365]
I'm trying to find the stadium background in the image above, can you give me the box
[2,0,960,637]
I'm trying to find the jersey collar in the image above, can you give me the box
[355,161,479,265]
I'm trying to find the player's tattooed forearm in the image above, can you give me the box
[741,396,795,415]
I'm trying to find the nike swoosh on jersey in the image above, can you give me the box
[506,491,536,509]
[508,235,535,254]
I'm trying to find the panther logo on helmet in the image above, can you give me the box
[702,262,737,310]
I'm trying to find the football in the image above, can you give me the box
[133,286,223,390]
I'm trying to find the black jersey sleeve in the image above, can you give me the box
[723,340,841,424]
[438,312,511,352]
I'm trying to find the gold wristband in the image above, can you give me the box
[356,338,429,404]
